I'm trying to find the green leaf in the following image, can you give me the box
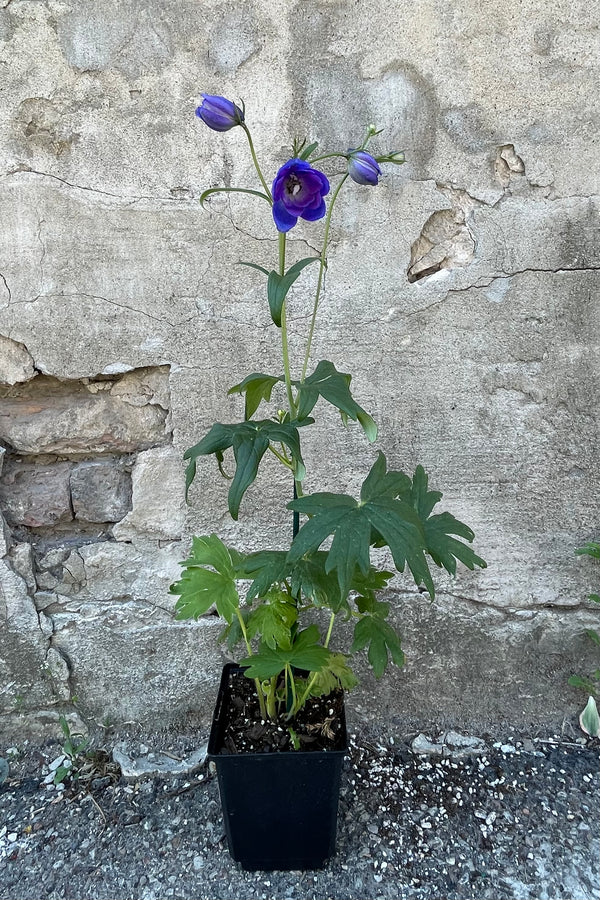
[246,590,297,650]
[298,141,319,160]
[366,497,435,597]
[586,629,600,646]
[295,360,377,442]
[350,566,394,600]
[576,542,600,559]
[238,261,270,277]
[355,594,390,618]
[289,552,345,611]
[424,512,487,575]
[171,567,239,623]
[579,695,600,737]
[589,594,600,604]
[288,457,430,598]
[310,653,358,696]
[569,675,596,692]
[59,715,71,740]
[360,451,412,502]
[181,534,243,577]
[199,186,272,207]
[267,257,320,327]
[240,625,331,680]
[409,465,443,519]
[228,373,284,419]
[351,616,405,678]
[406,463,486,578]
[242,550,289,601]
[184,419,312,519]
[170,534,241,623]
[53,764,72,785]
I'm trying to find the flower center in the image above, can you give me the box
[286,174,302,197]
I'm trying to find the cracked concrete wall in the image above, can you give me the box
[0,0,599,736]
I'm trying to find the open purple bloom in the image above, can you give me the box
[272,159,330,233]
[195,94,244,132]
[347,150,382,186]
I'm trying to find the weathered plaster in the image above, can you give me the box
[0,0,598,735]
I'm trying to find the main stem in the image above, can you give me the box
[300,174,348,382]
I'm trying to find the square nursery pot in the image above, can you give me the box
[207,663,348,871]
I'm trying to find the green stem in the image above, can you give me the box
[286,663,297,713]
[266,677,277,719]
[242,124,272,201]
[293,612,337,715]
[267,443,293,469]
[235,608,268,720]
[300,174,348,382]
[310,151,349,164]
[279,233,297,418]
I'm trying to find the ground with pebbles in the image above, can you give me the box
[0,725,598,900]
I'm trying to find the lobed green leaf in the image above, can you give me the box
[295,360,377,443]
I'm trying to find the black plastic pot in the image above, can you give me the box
[207,663,348,871]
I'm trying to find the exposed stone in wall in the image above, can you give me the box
[70,461,131,524]
[0,459,73,527]
[0,358,193,734]
[407,186,478,283]
[0,367,171,455]
[112,447,185,542]
[0,335,36,385]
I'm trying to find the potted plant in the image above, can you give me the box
[170,93,486,871]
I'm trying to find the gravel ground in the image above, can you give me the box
[0,724,598,900]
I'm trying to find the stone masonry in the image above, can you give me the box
[0,0,599,736]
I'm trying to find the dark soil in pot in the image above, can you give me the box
[215,667,346,754]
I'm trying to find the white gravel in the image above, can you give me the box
[0,726,598,900]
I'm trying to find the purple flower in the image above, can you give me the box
[195,94,244,132]
[347,150,382,186]
[272,159,330,233]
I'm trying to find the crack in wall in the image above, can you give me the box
[0,273,11,305]
[1,166,188,205]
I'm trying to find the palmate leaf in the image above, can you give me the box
[407,466,486,575]
[240,625,331,680]
[362,454,486,579]
[294,360,377,443]
[228,373,284,419]
[184,418,312,519]
[170,533,242,624]
[288,457,431,600]
[350,616,405,678]
[242,550,289,601]
[310,653,358,696]
[289,552,345,611]
[246,590,297,650]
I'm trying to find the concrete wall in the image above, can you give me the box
[0,0,599,736]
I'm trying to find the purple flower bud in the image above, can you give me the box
[195,94,245,132]
[347,150,382,186]
[271,158,330,233]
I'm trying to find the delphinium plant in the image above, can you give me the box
[170,94,486,737]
